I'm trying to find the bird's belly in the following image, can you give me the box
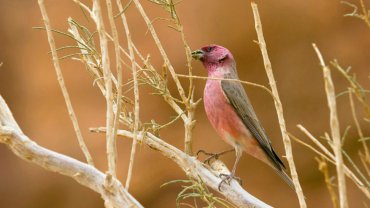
[203,81,252,146]
[204,80,270,164]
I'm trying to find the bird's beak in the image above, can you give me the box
[191,49,204,60]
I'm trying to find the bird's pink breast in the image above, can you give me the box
[203,78,270,163]
[203,79,251,146]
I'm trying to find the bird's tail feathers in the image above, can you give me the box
[273,168,296,191]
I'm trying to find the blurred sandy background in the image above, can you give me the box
[0,0,369,207]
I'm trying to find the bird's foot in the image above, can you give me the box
[196,149,234,165]
[218,173,242,191]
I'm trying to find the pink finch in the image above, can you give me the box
[192,44,294,190]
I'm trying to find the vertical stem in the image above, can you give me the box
[132,0,196,155]
[312,43,348,208]
[172,11,196,155]
[92,0,116,176]
[105,0,121,178]
[359,0,370,28]
[251,2,306,208]
[37,0,94,166]
[131,0,187,103]
[348,89,370,163]
[184,117,194,155]
[116,0,140,190]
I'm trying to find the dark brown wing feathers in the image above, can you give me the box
[221,73,286,171]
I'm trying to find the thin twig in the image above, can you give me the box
[37,0,94,166]
[167,4,197,155]
[360,0,370,27]
[106,0,121,178]
[349,88,370,161]
[251,2,306,207]
[331,60,370,117]
[316,157,339,208]
[312,43,348,208]
[116,0,140,190]
[297,124,370,199]
[131,0,198,155]
[92,0,116,177]
[177,74,274,98]
[132,0,187,104]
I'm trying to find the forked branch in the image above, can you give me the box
[91,127,273,208]
[0,96,143,208]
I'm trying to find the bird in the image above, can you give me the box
[191,44,294,190]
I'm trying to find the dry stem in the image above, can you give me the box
[106,0,122,178]
[92,127,273,208]
[106,0,121,178]
[131,0,196,155]
[251,2,306,207]
[115,0,140,190]
[132,0,186,102]
[170,5,197,156]
[92,0,117,177]
[37,0,94,166]
[316,157,339,208]
[0,96,143,208]
[349,88,370,174]
[177,74,274,98]
[360,0,370,27]
[297,124,370,199]
[312,43,348,208]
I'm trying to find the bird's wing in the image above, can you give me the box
[221,72,286,170]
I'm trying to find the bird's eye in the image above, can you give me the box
[219,55,228,63]
[206,46,214,52]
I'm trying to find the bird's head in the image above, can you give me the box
[191,44,235,73]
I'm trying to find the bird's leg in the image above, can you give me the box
[196,149,235,165]
[218,146,242,191]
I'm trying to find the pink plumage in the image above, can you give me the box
[192,44,294,190]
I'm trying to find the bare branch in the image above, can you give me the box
[297,124,370,199]
[105,0,121,178]
[316,157,339,208]
[91,127,273,208]
[0,96,143,208]
[115,0,140,190]
[176,74,274,98]
[312,43,348,208]
[132,0,187,103]
[131,0,198,155]
[37,0,94,166]
[348,88,370,165]
[251,2,306,207]
[91,0,116,176]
